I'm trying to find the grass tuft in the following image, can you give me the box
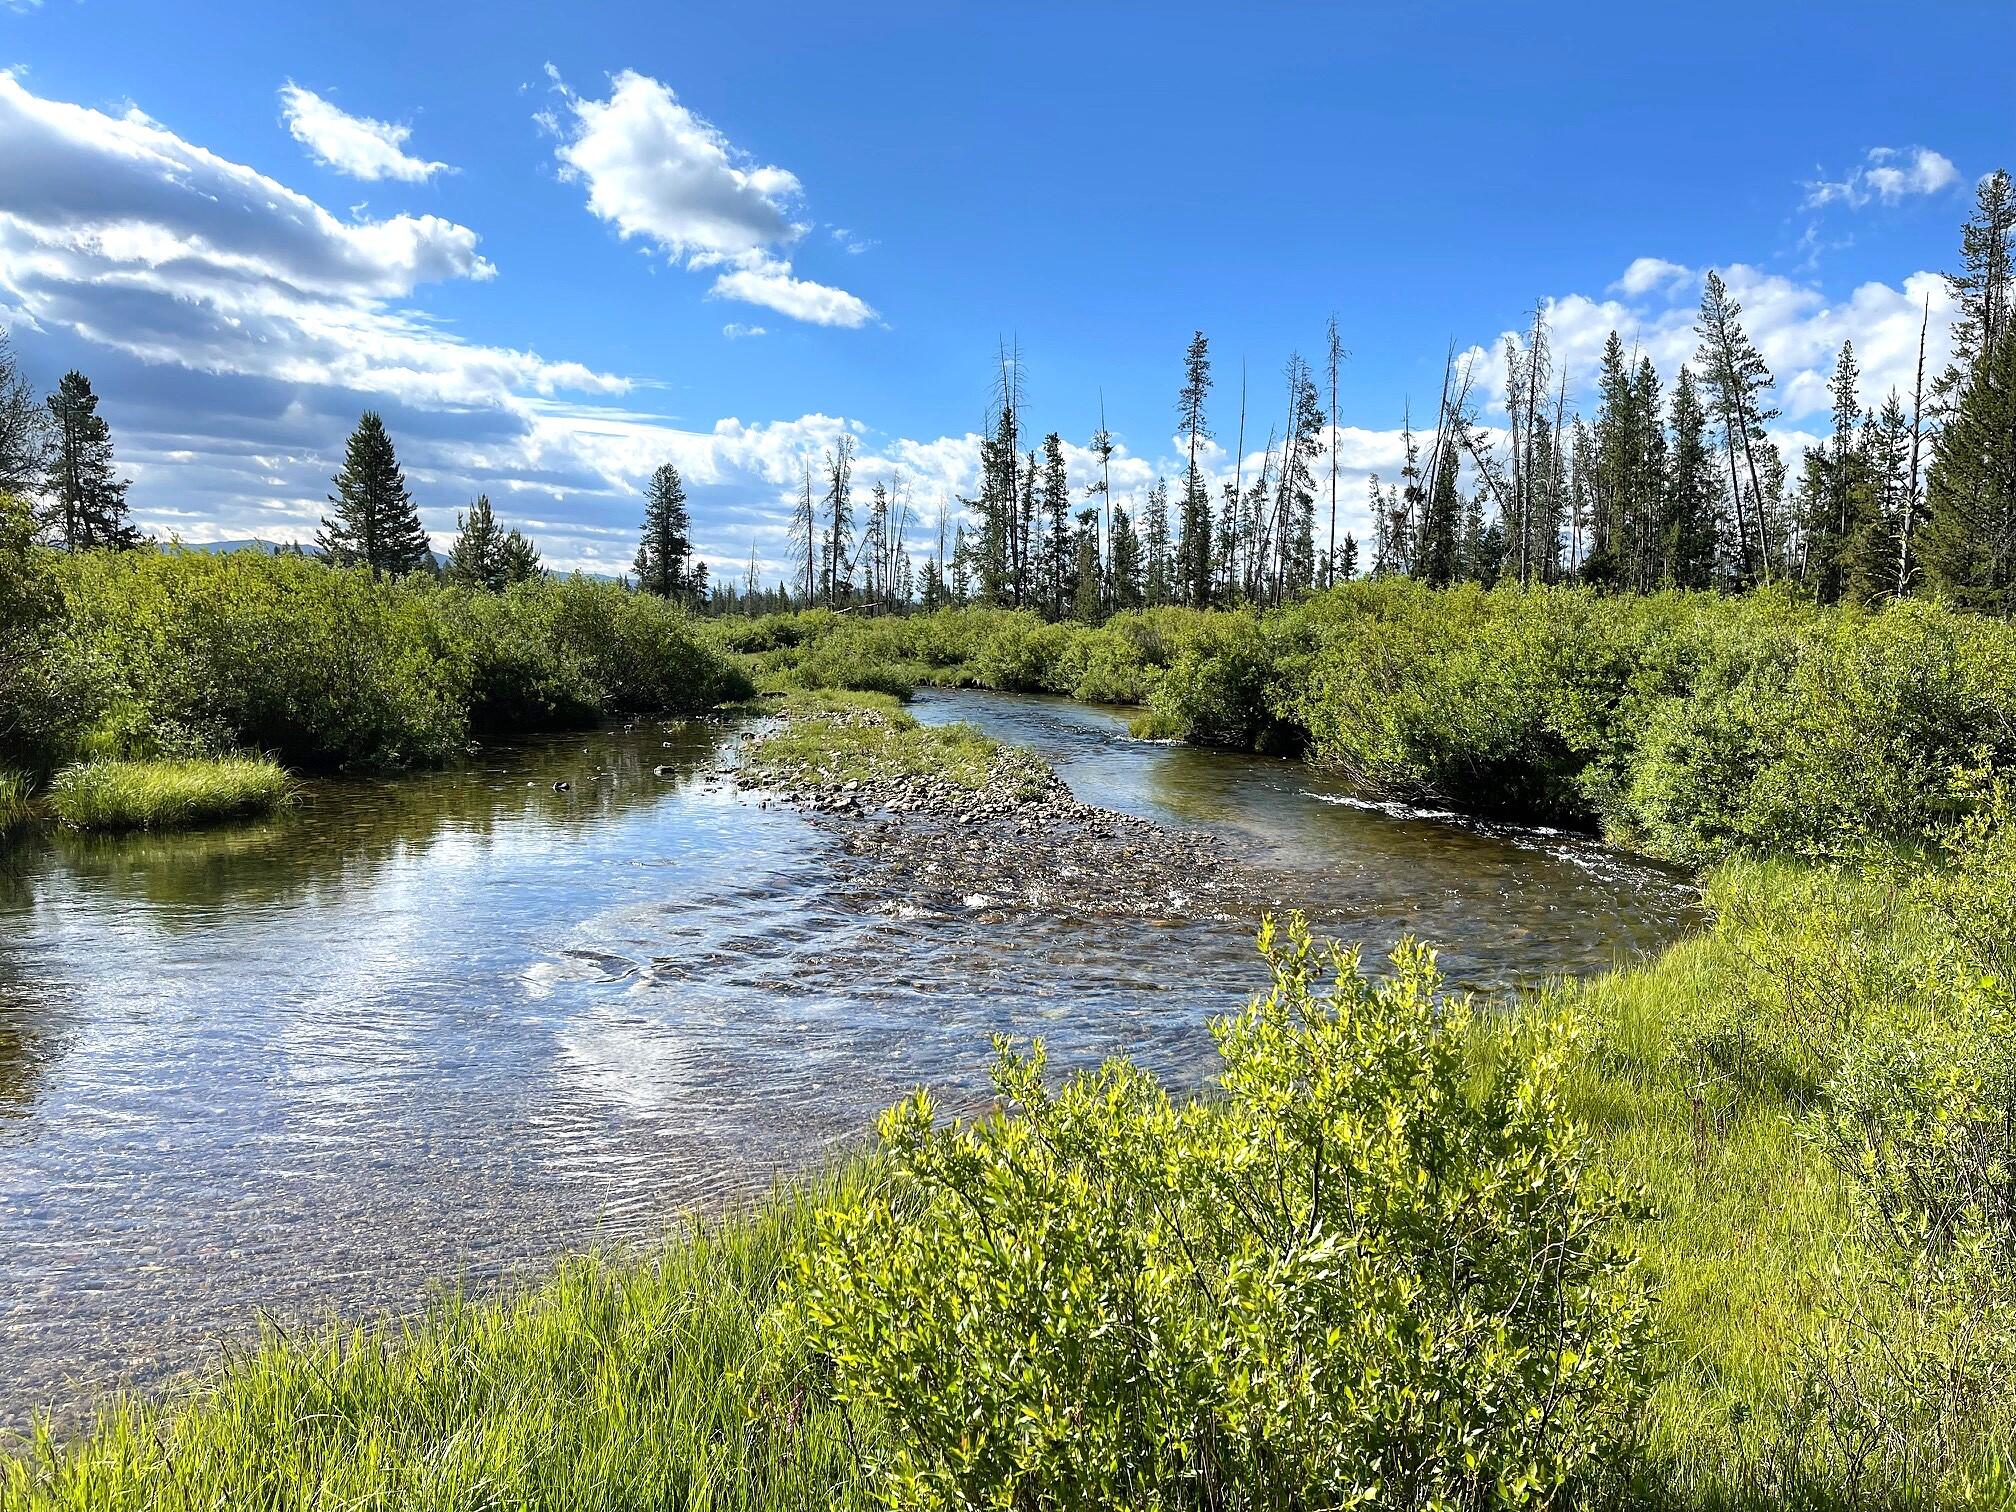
[741,690,1030,794]
[48,756,291,832]
[0,770,34,835]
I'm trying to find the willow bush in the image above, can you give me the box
[785,917,1652,1510]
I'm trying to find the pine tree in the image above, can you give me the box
[1143,479,1172,606]
[1110,506,1143,610]
[42,370,137,550]
[1039,432,1072,618]
[1070,508,1102,622]
[0,327,47,499]
[446,494,508,590]
[1801,342,1864,603]
[1175,331,1214,606]
[1664,367,1721,589]
[1334,531,1358,582]
[1938,168,2015,404]
[823,435,855,607]
[790,462,819,606]
[498,527,543,585]
[319,412,430,576]
[1416,441,1461,585]
[1695,271,1781,585]
[1921,328,2016,612]
[636,462,695,600]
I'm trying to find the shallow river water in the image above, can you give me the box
[0,690,1697,1428]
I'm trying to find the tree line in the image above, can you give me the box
[768,167,2013,620]
[0,347,714,605]
[5,166,2010,619]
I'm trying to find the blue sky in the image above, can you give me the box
[0,0,2005,575]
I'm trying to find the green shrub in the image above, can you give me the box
[788,917,1651,1510]
[32,552,749,772]
[49,756,290,830]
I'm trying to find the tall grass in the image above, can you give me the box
[1,1174,872,1510]
[0,770,34,835]
[47,756,290,831]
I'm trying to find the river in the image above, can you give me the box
[0,690,1696,1429]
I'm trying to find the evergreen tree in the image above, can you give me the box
[319,411,430,576]
[1175,331,1214,606]
[0,327,47,499]
[1143,479,1173,606]
[1069,508,1102,621]
[1938,168,2015,403]
[823,436,855,607]
[1921,327,2016,611]
[1110,505,1143,610]
[446,494,507,590]
[1802,342,1864,602]
[635,462,695,600]
[42,370,137,550]
[1333,531,1358,582]
[498,527,543,585]
[1844,398,1908,606]
[1039,432,1072,617]
[1695,271,1781,585]
[1269,354,1324,601]
[790,462,819,605]
[1416,437,1462,585]
[1664,367,1721,589]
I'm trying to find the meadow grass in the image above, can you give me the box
[0,1172,874,1511]
[739,690,1030,794]
[47,756,290,831]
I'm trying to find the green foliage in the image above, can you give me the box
[11,549,749,777]
[48,755,290,831]
[788,917,1651,1510]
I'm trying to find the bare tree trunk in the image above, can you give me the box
[1899,295,1931,596]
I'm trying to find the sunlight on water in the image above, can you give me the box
[0,694,1697,1427]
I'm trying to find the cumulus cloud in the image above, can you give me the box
[280,84,450,182]
[721,322,766,339]
[1613,257,1693,297]
[709,255,876,328]
[1805,146,1959,209]
[546,67,876,327]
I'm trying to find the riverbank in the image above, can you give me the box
[0,518,751,792]
[10,846,2003,1508]
[714,589,2016,867]
[8,690,2012,1506]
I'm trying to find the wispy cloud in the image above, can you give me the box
[280,83,450,183]
[1804,145,1958,209]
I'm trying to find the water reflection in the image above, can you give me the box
[0,695,1696,1430]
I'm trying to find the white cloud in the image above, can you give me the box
[709,255,876,328]
[1613,257,1693,297]
[546,67,876,328]
[721,322,767,339]
[280,84,450,183]
[1805,146,1959,209]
